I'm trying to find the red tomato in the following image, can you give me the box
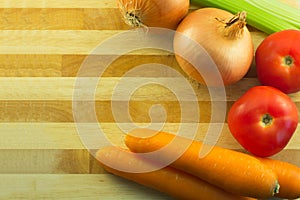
[228,86,299,157]
[255,29,300,94]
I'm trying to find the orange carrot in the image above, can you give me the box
[259,158,300,199]
[96,146,256,200]
[125,128,279,198]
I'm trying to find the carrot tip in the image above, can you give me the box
[273,181,280,196]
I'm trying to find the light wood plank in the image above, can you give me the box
[0,100,227,123]
[0,54,182,77]
[0,30,266,54]
[83,8,130,30]
[2,77,300,102]
[0,8,202,30]
[0,30,119,55]
[60,54,184,77]
[0,8,129,30]
[0,100,73,122]
[0,0,117,8]
[0,54,257,77]
[0,123,299,150]
[0,149,89,173]
[0,30,175,55]
[0,54,62,76]
[0,77,262,101]
[0,8,84,30]
[0,174,172,199]
[0,123,84,149]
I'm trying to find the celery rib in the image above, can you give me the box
[191,0,300,34]
[246,0,300,28]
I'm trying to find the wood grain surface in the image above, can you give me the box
[0,0,299,199]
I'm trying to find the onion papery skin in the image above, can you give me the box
[174,8,254,86]
[118,0,189,30]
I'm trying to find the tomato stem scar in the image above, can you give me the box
[283,55,294,66]
[261,113,273,127]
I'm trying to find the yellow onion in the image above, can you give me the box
[174,8,254,86]
[117,0,189,29]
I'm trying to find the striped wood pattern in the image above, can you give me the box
[0,0,299,199]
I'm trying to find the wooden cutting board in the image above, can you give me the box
[0,1,299,199]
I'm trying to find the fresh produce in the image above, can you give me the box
[228,86,299,157]
[96,146,256,200]
[117,0,189,29]
[108,3,300,200]
[259,157,300,199]
[173,8,254,86]
[191,0,300,34]
[255,29,300,94]
[125,129,279,198]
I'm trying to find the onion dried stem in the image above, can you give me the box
[118,0,147,28]
[216,11,247,39]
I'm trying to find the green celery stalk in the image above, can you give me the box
[190,0,300,34]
